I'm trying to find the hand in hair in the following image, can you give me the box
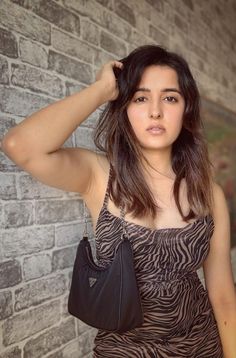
[95,60,123,102]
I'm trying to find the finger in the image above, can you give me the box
[113,61,123,68]
[108,60,123,69]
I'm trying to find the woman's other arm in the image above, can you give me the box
[203,183,236,358]
[1,61,123,195]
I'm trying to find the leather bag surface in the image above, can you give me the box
[68,233,143,333]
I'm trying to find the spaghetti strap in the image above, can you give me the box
[102,164,126,226]
[103,164,112,208]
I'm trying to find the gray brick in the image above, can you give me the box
[15,274,66,311]
[103,11,132,42]
[0,151,22,173]
[93,49,114,68]
[0,116,16,141]
[77,319,92,335]
[23,253,52,281]
[48,50,93,84]
[63,135,74,148]
[189,41,208,63]
[35,199,83,224]
[0,173,17,200]
[128,29,150,48]
[65,0,117,44]
[52,246,77,271]
[222,75,229,88]
[0,56,9,85]
[182,0,194,11]
[19,174,64,199]
[174,13,188,33]
[134,13,150,37]
[0,0,50,45]
[0,203,3,231]
[0,291,13,320]
[114,0,136,26]
[80,18,100,46]
[11,63,64,98]
[0,260,22,289]
[149,25,169,46]
[51,28,94,64]
[63,0,105,28]
[0,87,53,117]
[129,0,152,20]
[46,340,80,358]
[83,353,94,358]
[15,0,80,36]
[23,318,76,358]
[74,126,96,149]
[95,0,113,9]
[81,110,100,129]
[145,0,163,12]
[0,347,21,358]
[61,294,70,318]
[3,201,34,228]
[65,82,86,96]
[2,226,54,258]
[55,222,84,247]
[100,31,127,57]
[19,37,48,69]
[78,330,95,357]
[0,28,18,58]
[2,300,61,346]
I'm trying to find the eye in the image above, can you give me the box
[164,96,178,103]
[134,96,147,103]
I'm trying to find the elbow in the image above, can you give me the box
[1,134,18,155]
[1,133,29,166]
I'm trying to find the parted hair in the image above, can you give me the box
[94,45,214,221]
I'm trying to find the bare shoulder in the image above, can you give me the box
[212,181,226,202]
[212,182,230,235]
[211,181,230,223]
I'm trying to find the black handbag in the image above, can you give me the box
[68,203,144,333]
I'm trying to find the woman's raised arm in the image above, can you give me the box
[1,60,123,195]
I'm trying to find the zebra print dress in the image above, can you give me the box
[92,177,223,357]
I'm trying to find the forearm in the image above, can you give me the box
[1,80,108,160]
[213,302,236,358]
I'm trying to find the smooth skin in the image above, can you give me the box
[1,60,236,357]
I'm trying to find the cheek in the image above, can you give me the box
[171,107,184,126]
[127,105,146,125]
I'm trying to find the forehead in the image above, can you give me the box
[138,65,179,88]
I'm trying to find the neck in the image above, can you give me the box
[140,148,175,180]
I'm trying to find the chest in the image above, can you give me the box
[107,180,193,230]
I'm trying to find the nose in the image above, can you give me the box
[149,100,163,119]
[150,112,161,119]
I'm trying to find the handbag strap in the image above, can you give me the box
[83,201,88,238]
[119,202,128,239]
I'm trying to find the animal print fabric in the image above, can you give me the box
[92,173,223,357]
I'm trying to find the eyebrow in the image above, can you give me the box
[134,87,182,95]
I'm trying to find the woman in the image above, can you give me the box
[1,45,236,357]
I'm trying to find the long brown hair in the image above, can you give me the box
[94,45,214,221]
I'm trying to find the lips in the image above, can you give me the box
[146,124,165,133]
[147,124,165,130]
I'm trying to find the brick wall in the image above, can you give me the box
[0,0,236,357]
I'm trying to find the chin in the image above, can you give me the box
[139,143,173,152]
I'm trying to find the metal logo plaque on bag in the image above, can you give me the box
[89,277,97,288]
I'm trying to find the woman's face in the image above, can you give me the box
[126,65,185,153]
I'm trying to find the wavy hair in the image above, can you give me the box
[94,45,214,221]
